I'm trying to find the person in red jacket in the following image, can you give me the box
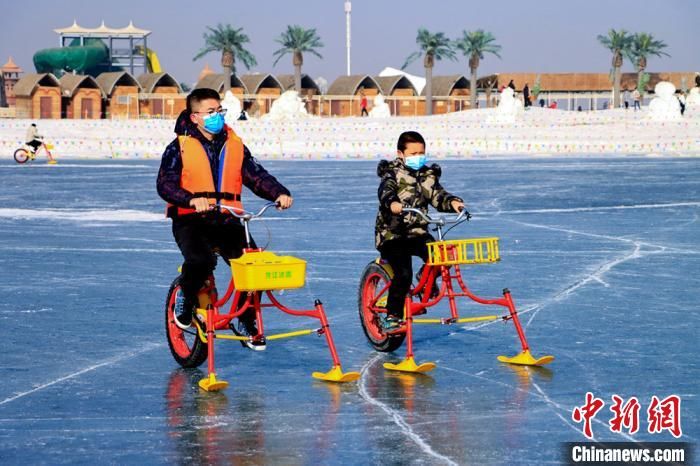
[157,88,292,350]
[360,89,369,117]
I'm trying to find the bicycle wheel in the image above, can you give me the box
[358,261,405,352]
[13,149,29,164]
[165,276,208,368]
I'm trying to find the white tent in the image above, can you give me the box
[378,67,426,95]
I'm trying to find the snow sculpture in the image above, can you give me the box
[221,91,243,125]
[648,81,681,121]
[369,94,391,118]
[487,87,523,123]
[264,90,310,121]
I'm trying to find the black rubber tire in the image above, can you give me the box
[165,276,208,368]
[13,149,29,164]
[358,261,405,352]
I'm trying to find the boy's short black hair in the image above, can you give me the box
[397,131,426,152]
[186,88,221,112]
[31,123,36,127]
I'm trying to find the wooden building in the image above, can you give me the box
[374,75,418,116]
[480,72,698,110]
[325,75,380,116]
[97,71,141,119]
[194,73,248,97]
[137,72,184,118]
[59,74,103,119]
[13,73,62,119]
[420,75,470,114]
[240,74,283,115]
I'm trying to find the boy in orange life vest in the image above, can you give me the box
[157,88,292,350]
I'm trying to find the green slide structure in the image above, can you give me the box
[33,38,111,76]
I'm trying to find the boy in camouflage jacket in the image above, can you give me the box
[375,131,464,328]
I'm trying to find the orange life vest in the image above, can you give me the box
[166,126,244,217]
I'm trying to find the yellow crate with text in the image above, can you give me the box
[427,237,500,266]
[230,251,306,291]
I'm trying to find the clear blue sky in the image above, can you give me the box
[1,0,698,86]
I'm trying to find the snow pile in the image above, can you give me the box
[262,90,311,121]
[648,82,681,121]
[369,95,391,118]
[1,104,699,160]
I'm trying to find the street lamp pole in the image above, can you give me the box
[344,1,352,76]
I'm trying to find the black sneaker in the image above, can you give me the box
[231,319,267,351]
[173,290,194,330]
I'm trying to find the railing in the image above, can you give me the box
[0,107,16,118]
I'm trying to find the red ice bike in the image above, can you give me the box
[165,202,360,391]
[359,208,554,373]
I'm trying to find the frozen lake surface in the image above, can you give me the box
[0,158,697,465]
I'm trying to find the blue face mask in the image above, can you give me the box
[202,112,225,134]
[404,154,427,170]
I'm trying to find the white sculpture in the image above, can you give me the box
[221,91,243,125]
[684,87,700,118]
[488,87,523,123]
[369,94,391,118]
[263,90,310,121]
[648,81,681,121]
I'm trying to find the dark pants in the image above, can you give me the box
[379,236,430,318]
[361,107,369,117]
[27,140,42,152]
[173,213,256,323]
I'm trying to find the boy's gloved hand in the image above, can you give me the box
[451,200,465,213]
[390,202,403,214]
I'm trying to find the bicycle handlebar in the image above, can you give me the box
[216,202,278,220]
[401,207,471,225]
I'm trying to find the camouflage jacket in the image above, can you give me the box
[375,158,462,249]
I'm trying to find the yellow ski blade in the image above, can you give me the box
[383,357,436,373]
[312,365,361,383]
[497,350,554,366]
[198,373,229,392]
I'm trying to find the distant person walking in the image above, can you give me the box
[523,83,531,107]
[623,89,630,109]
[678,93,686,116]
[360,90,369,117]
[632,89,641,111]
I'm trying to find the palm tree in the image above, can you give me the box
[194,24,257,94]
[597,29,632,108]
[273,25,324,93]
[626,32,669,96]
[454,30,501,109]
[403,28,456,115]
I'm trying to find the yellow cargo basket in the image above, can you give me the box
[230,251,306,291]
[427,237,500,266]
